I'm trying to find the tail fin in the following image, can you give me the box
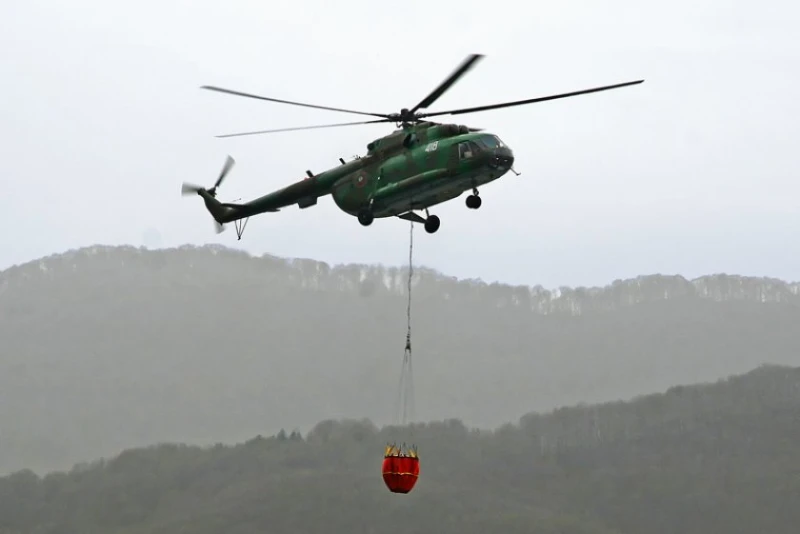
[198,189,239,232]
[195,189,231,220]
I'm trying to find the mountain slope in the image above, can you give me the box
[2,365,800,534]
[1,244,799,474]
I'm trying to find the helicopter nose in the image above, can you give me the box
[488,146,514,170]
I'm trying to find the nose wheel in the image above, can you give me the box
[466,188,482,209]
[358,208,374,226]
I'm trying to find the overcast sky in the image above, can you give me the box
[2,0,798,288]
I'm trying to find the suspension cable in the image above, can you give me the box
[395,220,415,426]
[405,219,413,353]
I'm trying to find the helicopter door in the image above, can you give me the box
[458,142,475,160]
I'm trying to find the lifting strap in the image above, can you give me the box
[395,220,415,426]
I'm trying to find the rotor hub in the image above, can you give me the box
[398,108,414,123]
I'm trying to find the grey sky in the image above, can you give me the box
[2,0,798,288]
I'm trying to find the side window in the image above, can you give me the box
[458,142,473,159]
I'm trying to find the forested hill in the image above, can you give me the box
[2,244,800,476]
[3,244,799,312]
[2,364,800,534]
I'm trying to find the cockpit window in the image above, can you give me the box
[476,135,505,149]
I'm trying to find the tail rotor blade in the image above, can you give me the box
[215,155,235,189]
[181,182,204,196]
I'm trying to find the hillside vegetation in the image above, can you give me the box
[1,245,799,475]
[1,365,799,533]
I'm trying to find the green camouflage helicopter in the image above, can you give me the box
[182,54,642,238]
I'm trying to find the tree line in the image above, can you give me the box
[0,365,799,533]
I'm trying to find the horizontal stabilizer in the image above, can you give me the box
[396,211,426,224]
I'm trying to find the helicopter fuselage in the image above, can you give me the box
[329,130,514,219]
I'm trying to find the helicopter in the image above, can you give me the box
[182,54,643,238]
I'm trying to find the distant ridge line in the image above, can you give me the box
[1,244,798,315]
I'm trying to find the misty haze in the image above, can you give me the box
[2,245,800,532]
[3,0,800,532]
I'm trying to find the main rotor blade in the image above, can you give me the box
[215,155,235,188]
[201,85,391,119]
[408,54,484,115]
[214,118,393,138]
[420,79,644,118]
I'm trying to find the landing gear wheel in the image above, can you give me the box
[424,215,440,234]
[357,209,374,226]
[466,194,482,209]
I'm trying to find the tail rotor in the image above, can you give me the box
[181,155,236,234]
